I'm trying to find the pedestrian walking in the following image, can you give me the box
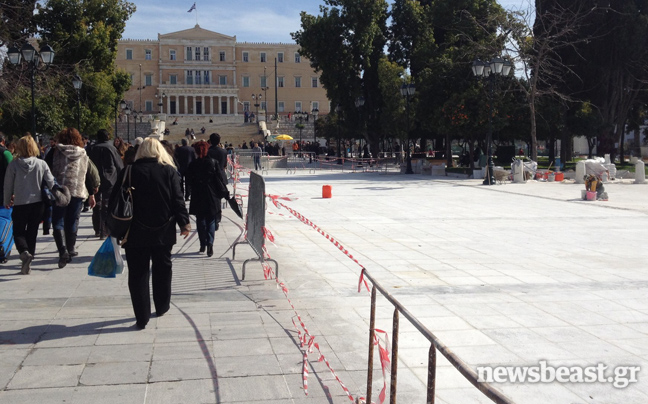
[174,138,196,201]
[252,142,262,171]
[3,134,56,274]
[88,129,124,239]
[112,137,190,329]
[47,128,93,268]
[185,141,229,256]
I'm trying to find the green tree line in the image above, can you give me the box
[0,0,134,139]
[294,0,648,165]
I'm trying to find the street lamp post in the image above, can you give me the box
[252,93,262,122]
[156,92,166,114]
[132,110,139,142]
[72,74,83,130]
[118,99,126,138]
[472,57,513,185]
[311,108,319,143]
[124,106,131,143]
[7,43,55,136]
[355,96,365,157]
[295,111,306,156]
[400,83,415,174]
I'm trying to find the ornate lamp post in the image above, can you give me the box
[400,83,415,174]
[311,108,319,143]
[252,93,262,122]
[295,111,306,156]
[124,106,131,143]
[132,110,139,142]
[7,43,55,136]
[472,57,513,185]
[156,92,166,114]
[72,74,83,130]
[355,96,365,157]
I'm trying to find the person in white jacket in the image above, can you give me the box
[4,134,56,274]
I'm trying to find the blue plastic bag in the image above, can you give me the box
[88,237,124,278]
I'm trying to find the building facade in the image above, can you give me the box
[116,25,329,119]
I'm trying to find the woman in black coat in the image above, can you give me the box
[185,141,229,257]
[112,137,190,329]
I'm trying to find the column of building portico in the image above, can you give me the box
[184,96,188,115]
[201,96,205,115]
[166,96,171,115]
[210,96,214,115]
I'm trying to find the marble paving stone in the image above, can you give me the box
[69,384,147,404]
[149,358,215,382]
[23,346,93,366]
[217,375,292,402]
[145,379,220,404]
[7,364,84,389]
[79,361,150,385]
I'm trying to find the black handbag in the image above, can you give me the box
[107,166,134,243]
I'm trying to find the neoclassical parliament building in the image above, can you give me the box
[116,25,329,119]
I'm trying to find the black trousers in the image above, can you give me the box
[12,202,44,256]
[125,245,172,326]
[91,187,112,236]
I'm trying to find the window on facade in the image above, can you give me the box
[203,47,209,61]
[170,50,176,61]
[186,47,192,61]
[145,74,152,86]
[278,102,285,112]
[145,49,152,60]
[311,77,318,88]
[260,76,267,88]
[261,101,267,110]
[219,75,227,85]
[295,52,301,63]
[243,101,250,111]
[260,52,266,63]
[145,100,153,111]
[195,47,200,61]
[295,77,301,88]
[204,71,210,84]
[277,77,284,88]
[278,52,284,63]
[219,51,225,62]
[195,70,202,85]
[170,75,177,85]
[242,76,250,87]
[187,71,193,85]
[295,101,302,112]
[126,49,133,60]
[312,101,320,111]
[243,52,249,62]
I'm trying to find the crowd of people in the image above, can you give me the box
[0,129,232,330]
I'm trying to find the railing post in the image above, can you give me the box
[366,286,377,403]
[427,344,436,404]
[390,309,399,403]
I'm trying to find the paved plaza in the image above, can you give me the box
[1,169,648,403]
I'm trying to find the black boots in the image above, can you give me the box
[53,230,69,268]
[66,233,78,258]
[207,245,213,257]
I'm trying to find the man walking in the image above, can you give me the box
[174,138,196,201]
[88,129,123,239]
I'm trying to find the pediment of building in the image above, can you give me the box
[160,25,235,42]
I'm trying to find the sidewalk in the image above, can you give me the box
[1,171,648,403]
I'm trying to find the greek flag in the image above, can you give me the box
[187,2,196,12]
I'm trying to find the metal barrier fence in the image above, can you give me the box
[361,269,513,404]
[231,172,278,280]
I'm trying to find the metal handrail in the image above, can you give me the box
[361,269,514,404]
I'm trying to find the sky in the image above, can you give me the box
[122,0,531,43]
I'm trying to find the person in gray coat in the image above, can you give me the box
[3,135,56,274]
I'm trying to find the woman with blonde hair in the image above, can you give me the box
[110,137,190,329]
[3,135,56,274]
[46,127,93,268]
